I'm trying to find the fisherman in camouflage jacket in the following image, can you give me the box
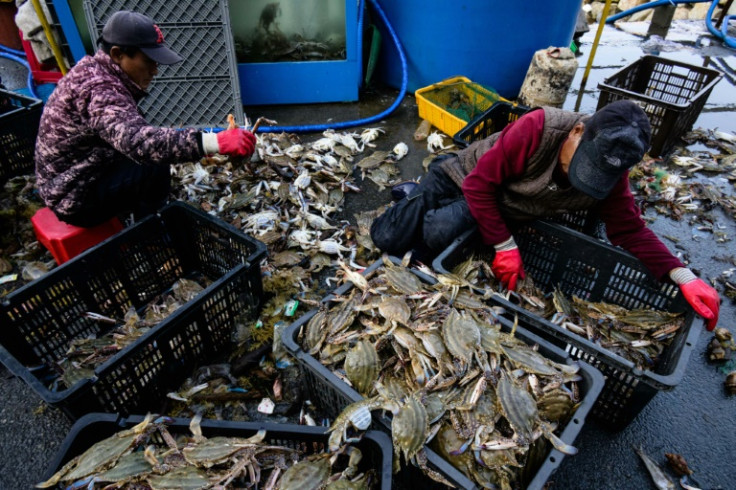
[35,10,254,227]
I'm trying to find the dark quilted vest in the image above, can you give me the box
[440,107,600,221]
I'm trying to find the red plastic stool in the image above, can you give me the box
[31,207,124,264]
[19,31,63,84]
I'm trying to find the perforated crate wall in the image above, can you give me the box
[0,202,266,420]
[43,414,393,490]
[0,89,43,182]
[83,0,243,127]
[433,223,701,430]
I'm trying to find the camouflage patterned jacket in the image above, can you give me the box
[35,50,203,217]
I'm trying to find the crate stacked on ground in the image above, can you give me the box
[597,55,723,157]
[83,0,243,127]
[0,89,43,182]
[41,413,393,489]
[433,222,701,430]
[415,76,510,139]
[0,201,266,420]
[282,259,604,490]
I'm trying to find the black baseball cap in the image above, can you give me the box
[569,100,651,200]
[101,11,182,65]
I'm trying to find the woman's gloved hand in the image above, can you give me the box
[201,128,256,158]
[670,267,720,331]
[492,237,525,291]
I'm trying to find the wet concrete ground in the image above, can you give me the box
[1,19,735,489]
[553,21,736,490]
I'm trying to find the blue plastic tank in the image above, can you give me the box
[375,0,582,99]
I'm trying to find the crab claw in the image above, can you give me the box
[64,476,96,490]
[542,424,578,455]
[473,449,489,468]
[153,415,174,425]
[449,436,473,456]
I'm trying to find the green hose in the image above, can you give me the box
[364,23,382,86]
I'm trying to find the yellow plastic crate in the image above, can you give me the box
[415,76,508,137]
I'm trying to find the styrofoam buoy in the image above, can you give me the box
[518,47,578,108]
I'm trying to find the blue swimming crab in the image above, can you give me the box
[496,375,578,456]
[327,395,400,451]
[37,414,167,488]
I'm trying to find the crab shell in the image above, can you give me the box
[348,405,373,431]
[146,466,210,488]
[288,228,315,247]
[304,309,328,354]
[293,170,312,190]
[431,423,474,472]
[726,371,736,395]
[327,290,361,336]
[277,455,332,490]
[497,376,539,442]
[312,137,336,152]
[344,339,380,395]
[392,395,428,462]
[665,452,693,476]
[537,388,574,422]
[318,239,348,255]
[714,327,732,342]
[392,142,409,160]
[360,127,384,143]
[441,308,481,364]
[380,266,424,295]
[378,296,411,326]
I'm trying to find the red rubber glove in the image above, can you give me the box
[679,278,720,331]
[216,128,256,157]
[671,268,720,331]
[492,247,525,291]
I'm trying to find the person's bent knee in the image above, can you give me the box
[423,199,476,254]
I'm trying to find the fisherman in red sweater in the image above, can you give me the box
[370,100,720,330]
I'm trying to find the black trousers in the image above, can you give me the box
[370,156,477,261]
[58,158,170,228]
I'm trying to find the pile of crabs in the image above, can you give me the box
[39,414,377,489]
[39,256,585,489]
[299,256,584,489]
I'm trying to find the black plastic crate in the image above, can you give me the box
[433,222,701,430]
[283,259,604,490]
[0,201,266,420]
[452,101,530,148]
[41,413,392,489]
[0,89,43,182]
[596,55,723,157]
[544,208,607,240]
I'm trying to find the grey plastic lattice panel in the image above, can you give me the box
[137,26,233,79]
[85,0,225,25]
[141,78,238,128]
[83,0,242,127]
[85,23,234,80]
